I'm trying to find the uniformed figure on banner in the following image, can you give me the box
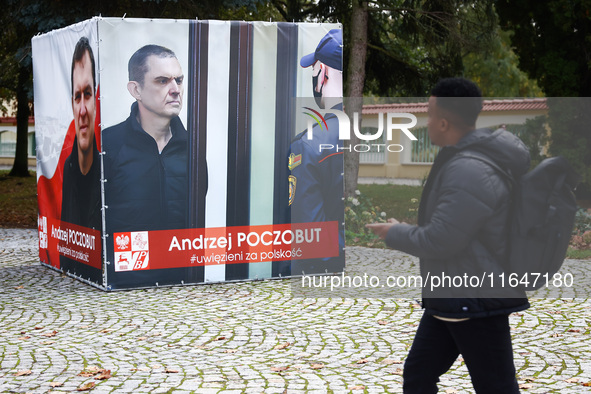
[290,29,345,274]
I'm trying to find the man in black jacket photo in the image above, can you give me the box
[103,45,189,233]
[368,78,530,393]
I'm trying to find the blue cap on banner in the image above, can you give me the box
[300,29,343,71]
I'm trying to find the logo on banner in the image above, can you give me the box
[116,234,130,250]
[303,107,328,132]
[114,231,150,272]
[301,105,418,154]
[38,216,48,249]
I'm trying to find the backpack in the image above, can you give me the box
[460,152,580,290]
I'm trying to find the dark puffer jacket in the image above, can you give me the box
[103,102,188,233]
[386,128,531,318]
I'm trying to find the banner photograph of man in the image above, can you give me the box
[61,36,102,232]
[103,45,190,233]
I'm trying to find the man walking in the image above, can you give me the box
[368,77,530,393]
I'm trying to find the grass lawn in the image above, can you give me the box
[0,170,38,228]
[358,184,422,225]
[567,248,591,259]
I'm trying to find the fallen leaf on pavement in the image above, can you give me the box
[274,342,290,350]
[271,366,289,372]
[99,329,112,333]
[14,370,32,376]
[165,368,179,373]
[18,336,31,340]
[14,286,24,289]
[214,336,226,341]
[78,366,104,377]
[392,368,403,375]
[350,385,365,390]
[565,378,579,383]
[41,331,58,337]
[137,337,148,340]
[41,341,55,345]
[310,363,325,370]
[94,370,112,380]
[519,383,533,389]
[130,367,151,372]
[377,320,389,325]
[382,359,402,365]
[445,389,458,394]
[49,382,63,387]
[356,359,369,364]
[77,382,96,391]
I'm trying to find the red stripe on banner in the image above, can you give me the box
[318,151,344,163]
[37,87,102,269]
[39,217,102,269]
[112,221,339,272]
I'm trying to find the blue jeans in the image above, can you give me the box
[403,313,520,393]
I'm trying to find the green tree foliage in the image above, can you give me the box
[497,0,591,197]
[546,98,591,196]
[0,0,70,176]
[362,1,499,96]
[269,0,508,97]
[497,0,591,97]
[463,29,543,97]
[518,115,550,168]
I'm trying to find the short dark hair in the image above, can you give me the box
[71,36,96,96]
[431,77,482,127]
[128,44,177,86]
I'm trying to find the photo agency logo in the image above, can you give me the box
[301,106,418,153]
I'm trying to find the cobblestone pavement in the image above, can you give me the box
[1,228,591,394]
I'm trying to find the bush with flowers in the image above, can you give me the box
[345,189,388,247]
[570,208,591,251]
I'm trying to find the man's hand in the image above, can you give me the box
[365,218,400,240]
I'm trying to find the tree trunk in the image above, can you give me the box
[343,0,368,197]
[9,66,31,177]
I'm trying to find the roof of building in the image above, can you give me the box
[0,116,35,126]
[362,98,548,114]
